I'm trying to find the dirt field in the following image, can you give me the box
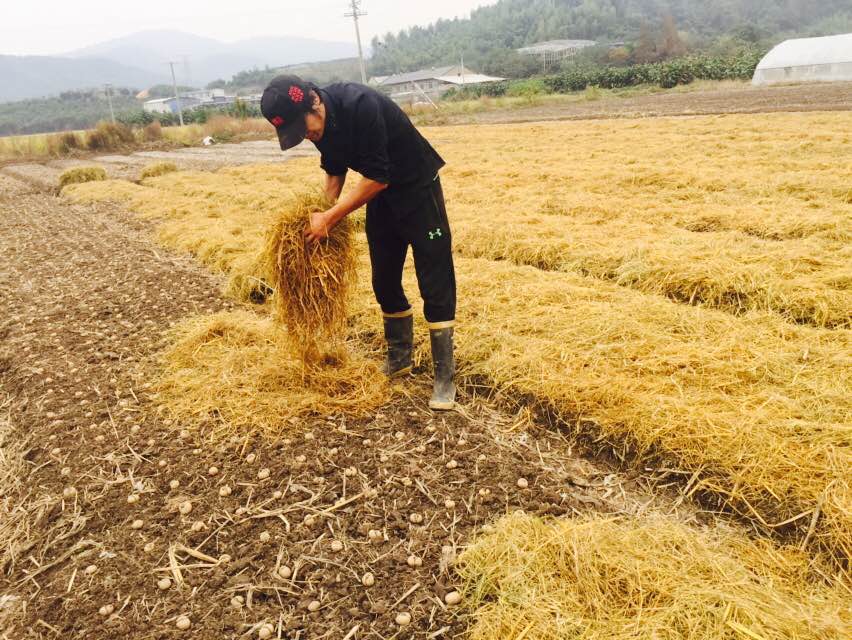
[0,174,674,637]
[2,100,850,639]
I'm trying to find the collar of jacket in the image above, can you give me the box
[318,88,339,134]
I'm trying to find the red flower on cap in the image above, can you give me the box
[288,85,304,103]
[270,116,284,127]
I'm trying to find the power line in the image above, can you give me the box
[344,0,368,84]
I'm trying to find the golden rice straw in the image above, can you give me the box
[456,512,851,640]
[63,112,852,561]
[261,190,356,354]
[156,311,386,438]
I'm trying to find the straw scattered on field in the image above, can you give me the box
[451,213,851,328]
[63,112,852,559]
[156,311,387,438]
[457,512,851,640]
[400,256,850,560]
[440,112,852,243]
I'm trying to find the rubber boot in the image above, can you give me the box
[382,313,413,378]
[428,325,456,410]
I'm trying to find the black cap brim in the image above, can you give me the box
[276,120,307,151]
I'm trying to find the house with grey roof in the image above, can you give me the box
[374,65,504,103]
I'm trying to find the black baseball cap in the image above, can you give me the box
[261,75,314,150]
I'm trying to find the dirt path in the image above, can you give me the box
[0,175,675,638]
[0,140,317,192]
[425,81,852,126]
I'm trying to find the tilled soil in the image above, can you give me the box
[0,174,665,638]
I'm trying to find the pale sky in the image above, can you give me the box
[2,0,498,56]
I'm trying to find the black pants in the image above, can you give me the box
[365,176,456,324]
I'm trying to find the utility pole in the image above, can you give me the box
[345,0,368,84]
[104,83,116,124]
[168,61,185,126]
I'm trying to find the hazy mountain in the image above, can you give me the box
[65,30,359,86]
[0,30,359,102]
[0,55,165,102]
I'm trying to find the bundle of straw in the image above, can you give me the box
[262,191,357,352]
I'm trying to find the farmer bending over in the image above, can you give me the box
[261,75,457,410]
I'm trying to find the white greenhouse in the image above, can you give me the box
[752,33,852,85]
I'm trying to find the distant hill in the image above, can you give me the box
[211,58,364,93]
[0,87,141,136]
[0,55,164,102]
[370,0,852,76]
[65,30,359,87]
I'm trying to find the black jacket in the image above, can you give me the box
[314,83,445,189]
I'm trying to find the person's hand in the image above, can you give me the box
[305,210,332,243]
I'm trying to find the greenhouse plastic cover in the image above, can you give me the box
[755,33,852,70]
[753,33,852,84]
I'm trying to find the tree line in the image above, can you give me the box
[369,0,852,78]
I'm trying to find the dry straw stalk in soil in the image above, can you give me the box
[261,190,357,351]
[457,512,852,640]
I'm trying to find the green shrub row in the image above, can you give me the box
[443,48,765,101]
[544,49,765,92]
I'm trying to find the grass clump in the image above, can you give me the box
[140,162,178,180]
[58,166,107,189]
[262,191,357,351]
[84,121,135,151]
[142,121,163,142]
[457,512,851,640]
[157,310,387,438]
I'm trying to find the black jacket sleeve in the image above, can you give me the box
[352,94,391,184]
[320,149,347,177]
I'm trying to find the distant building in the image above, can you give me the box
[753,33,852,85]
[143,97,202,115]
[375,65,505,103]
[183,89,226,102]
[143,88,235,115]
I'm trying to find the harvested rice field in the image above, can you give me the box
[2,109,850,639]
